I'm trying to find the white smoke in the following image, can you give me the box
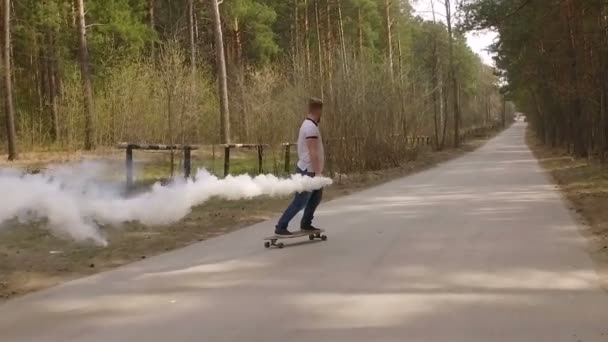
[0,162,333,246]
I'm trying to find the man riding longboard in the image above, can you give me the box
[274,97,325,236]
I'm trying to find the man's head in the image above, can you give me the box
[308,97,323,123]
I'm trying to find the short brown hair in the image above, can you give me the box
[308,97,323,112]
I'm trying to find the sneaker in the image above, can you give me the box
[274,229,293,236]
[301,225,321,232]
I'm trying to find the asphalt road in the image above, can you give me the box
[1,123,607,342]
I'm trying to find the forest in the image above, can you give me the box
[0,0,505,172]
[463,0,608,159]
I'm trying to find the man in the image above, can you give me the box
[275,97,325,235]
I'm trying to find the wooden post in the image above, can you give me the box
[257,145,264,174]
[284,144,291,173]
[126,145,134,189]
[224,146,231,176]
[184,146,192,179]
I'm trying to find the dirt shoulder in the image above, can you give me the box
[526,129,608,288]
[0,132,497,301]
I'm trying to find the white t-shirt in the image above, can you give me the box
[296,118,324,173]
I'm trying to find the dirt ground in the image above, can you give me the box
[526,129,608,289]
[0,135,495,301]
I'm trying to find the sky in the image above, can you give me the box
[411,0,498,66]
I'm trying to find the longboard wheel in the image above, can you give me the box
[309,235,315,241]
[321,235,327,241]
[277,243,285,249]
[264,241,271,248]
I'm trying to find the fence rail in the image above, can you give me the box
[116,143,201,151]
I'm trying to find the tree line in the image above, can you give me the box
[463,0,608,159]
[0,0,505,171]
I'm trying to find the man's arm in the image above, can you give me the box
[306,138,322,175]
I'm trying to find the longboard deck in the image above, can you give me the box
[264,229,325,240]
[264,229,327,248]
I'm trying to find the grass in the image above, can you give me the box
[526,129,608,288]
[0,131,499,301]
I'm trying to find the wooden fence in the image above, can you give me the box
[117,128,495,186]
[221,144,269,176]
[116,143,200,188]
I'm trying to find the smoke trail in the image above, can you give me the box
[0,163,333,246]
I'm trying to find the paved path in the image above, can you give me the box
[1,123,607,342]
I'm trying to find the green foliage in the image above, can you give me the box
[225,0,279,64]
[462,0,608,156]
[3,0,502,162]
[86,0,154,68]
[410,20,448,77]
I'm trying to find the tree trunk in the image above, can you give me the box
[293,0,299,70]
[2,0,16,160]
[502,94,506,129]
[485,91,491,126]
[53,41,63,99]
[238,71,248,141]
[445,0,460,147]
[188,0,196,75]
[357,7,363,58]
[601,34,608,161]
[210,0,230,144]
[40,44,50,130]
[148,0,154,27]
[74,0,96,150]
[48,55,59,141]
[383,0,394,83]
[314,0,324,99]
[431,38,440,149]
[194,8,199,42]
[602,4,608,160]
[563,0,585,156]
[233,18,243,65]
[168,91,174,176]
[325,0,333,97]
[397,35,406,138]
[432,80,440,149]
[337,0,347,74]
[47,32,59,141]
[34,48,43,147]
[235,18,247,142]
[148,0,155,59]
[441,84,448,149]
[304,0,311,79]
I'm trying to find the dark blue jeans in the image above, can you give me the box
[276,167,324,231]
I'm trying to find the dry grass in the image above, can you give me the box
[526,129,608,288]
[0,132,496,301]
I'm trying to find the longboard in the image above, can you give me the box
[264,229,327,248]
